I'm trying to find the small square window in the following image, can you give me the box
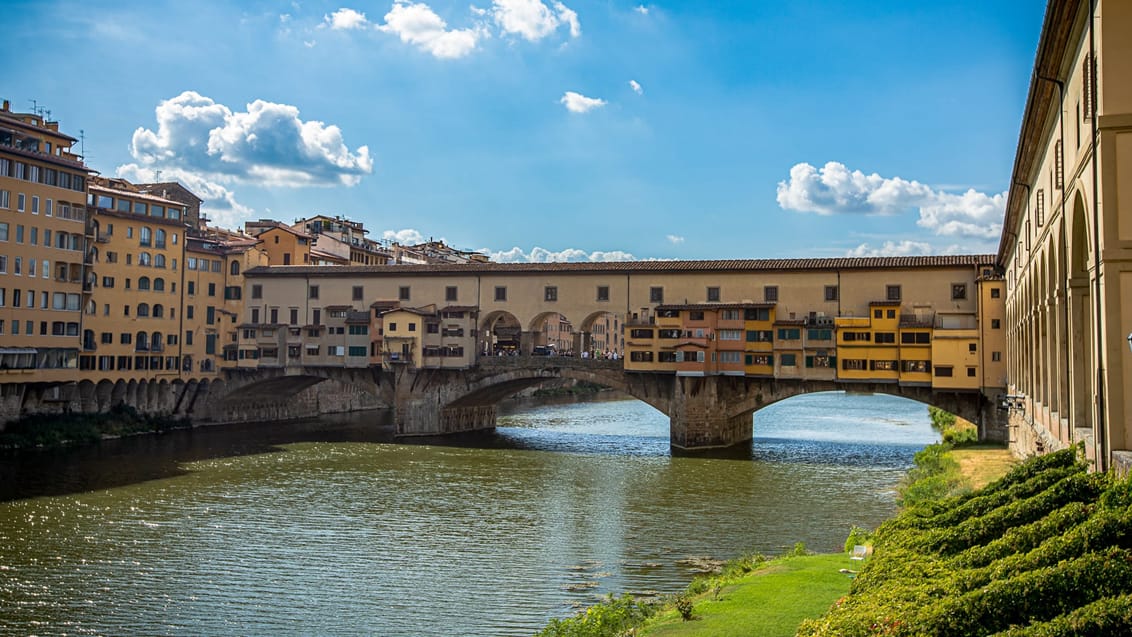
[969,343,977,353]
[309,285,319,299]
[252,284,262,299]
[353,285,364,301]
[990,287,1001,299]
[494,286,507,302]
[764,286,778,303]
[650,286,663,303]
[707,287,720,302]
[991,319,1001,329]
[886,285,901,301]
[445,286,458,302]
[874,309,882,319]
[992,351,1002,362]
[967,367,977,377]
[597,286,609,302]
[951,283,967,300]
[399,286,410,301]
[887,309,896,319]
[544,286,558,302]
[824,285,839,301]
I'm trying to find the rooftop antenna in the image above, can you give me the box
[79,129,86,157]
[154,169,163,182]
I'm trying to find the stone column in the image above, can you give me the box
[668,376,753,450]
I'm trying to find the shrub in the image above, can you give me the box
[844,526,873,554]
[536,594,655,637]
[673,593,694,622]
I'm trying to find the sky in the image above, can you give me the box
[2,1,1045,261]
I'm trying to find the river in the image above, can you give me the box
[0,391,937,636]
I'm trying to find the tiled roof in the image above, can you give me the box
[246,254,996,277]
[657,302,776,311]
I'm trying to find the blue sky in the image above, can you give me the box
[2,1,1043,261]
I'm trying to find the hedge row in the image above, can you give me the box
[798,446,1132,637]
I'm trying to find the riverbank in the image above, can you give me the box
[0,404,190,450]
[538,443,1019,637]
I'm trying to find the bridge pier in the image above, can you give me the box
[668,376,754,450]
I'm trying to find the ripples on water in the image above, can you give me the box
[0,391,937,636]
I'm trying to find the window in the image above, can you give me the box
[399,286,410,301]
[806,354,834,368]
[886,285,901,301]
[991,319,1001,329]
[764,286,778,302]
[777,328,800,340]
[935,366,954,377]
[140,226,152,247]
[187,306,194,319]
[494,286,507,302]
[408,322,416,332]
[875,332,896,344]
[630,351,655,363]
[780,353,797,367]
[992,351,1002,362]
[544,286,558,302]
[745,307,771,321]
[951,283,967,300]
[597,286,609,302]
[746,330,773,342]
[991,288,1001,299]
[969,343,977,353]
[874,309,883,319]
[207,282,216,297]
[719,329,742,340]
[825,285,839,301]
[706,287,720,302]
[688,310,704,321]
[649,286,663,303]
[841,359,868,371]
[353,285,364,301]
[309,285,319,299]
[901,332,931,344]
[445,286,457,302]
[290,308,299,325]
[967,367,977,377]
[807,328,832,341]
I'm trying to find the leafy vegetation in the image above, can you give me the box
[0,404,188,450]
[798,446,1132,636]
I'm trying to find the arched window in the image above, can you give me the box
[154,254,166,268]
[139,252,152,266]
[151,332,163,352]
[136,331,149,351]
[153,278,165,292]
[152,304,164,318]
[137,303,149,317]
[155,229,166,248]
[182,356,193,372]
[138,276,150,291]
[139,226,152,247]
[230,260,240,276]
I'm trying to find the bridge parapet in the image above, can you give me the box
[477,356,622,372]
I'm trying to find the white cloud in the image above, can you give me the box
[666,234,684,245]
[629,79,643,95]
[845,240,933,258]
[560,91,606,113]
[776,161,1004,239]
[491,0,580,42]
[634,5,649,15]
[115,163,255,230]
[324,7,370,30]
[379,1,485,59]
[128,90,373,188]
[382,228,428,245]
[304,40,317,48]
[484,246,637,262]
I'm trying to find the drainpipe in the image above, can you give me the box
[1087,0,1107,470]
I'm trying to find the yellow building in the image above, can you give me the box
[0,100,92,383]
[244,220,312,265]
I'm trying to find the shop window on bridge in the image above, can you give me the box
[720,351,742,364]
[744,308,770,321]
[658,351,677,363]
[260,348,279,359]
[629,328,654,339]
[348,325,369,335]
[719,329,742,340]
[676,351,704,363]
[808,328,832,341]
[657,309,678,319]
[348,346,367,357]
[901,332,930,344]
[870,360,898,371]
[875,332,895,344]
[441,326,463,337]
[902,360,931,373]
[777,328,800,340]
[441,346,464,357]
[630,350,654,362]
[934,366,954,377]
[721,309,740,321]
[746,330,773,342]
[842,332,870,342]
[746,353,772,366]
[688,310,704,321]
[842,358,867,371]
[805,354,834,368]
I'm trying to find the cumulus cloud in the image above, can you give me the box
[560,91,606,113]
[379,1,486,59]
[845,240,934,258]
[776,161,1004,239]
[485,246,637,262]
[629,79,643,95]
[382,228,429,244]
[128,91,373,188]
[115,163,254,230]
[634,5,649,14]
[666,234,684,245]
[492,0,580,41]
[325,8,369,29]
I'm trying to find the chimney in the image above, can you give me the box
[2,99,9,112]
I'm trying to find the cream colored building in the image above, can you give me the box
[999,0,1132,471]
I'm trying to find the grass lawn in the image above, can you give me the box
[951,444,1017,489]
[638,554,852,637]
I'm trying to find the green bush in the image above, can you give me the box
[995,593,1132,636]
[536,594,655,637]
[844,526,873,554]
